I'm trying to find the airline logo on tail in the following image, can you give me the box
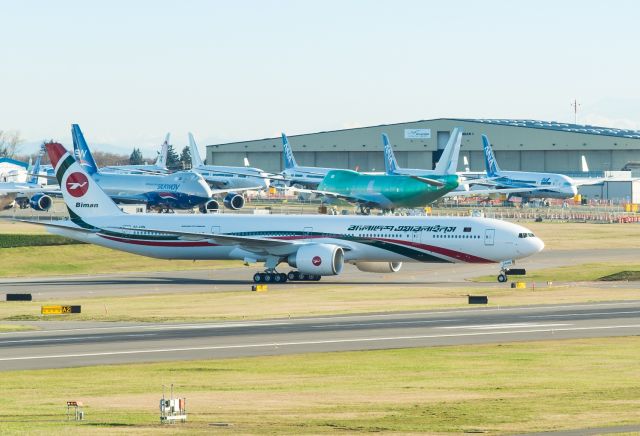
[481,135,500,177]
[282,133,297,169]
[382,134,398,174]
[66,172,90,197]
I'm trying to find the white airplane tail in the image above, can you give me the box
[433,127,463,175]
[155,133,170,169]
[581,155,589,172]
[44,142,124,221]
[188,133,205,168]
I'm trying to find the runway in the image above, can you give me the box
[0,248,636,298]
[1,300,639,371]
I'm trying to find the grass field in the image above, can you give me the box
[1,282,639,323]
[0,324,37,332]
[0,245,242,278]
[474,261,640,283]
[513,221,640,250]
[0,337,639,435]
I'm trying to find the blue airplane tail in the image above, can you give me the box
[71,124,98,175]
[282,133,298,169]
[382,133,399,174]
[27,151,42,185]
[481,134,500,177]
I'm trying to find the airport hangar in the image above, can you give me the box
[206,118,640,201]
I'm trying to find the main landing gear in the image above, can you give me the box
[252,270,322,283]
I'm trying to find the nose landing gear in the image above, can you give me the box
[497,260,526,283]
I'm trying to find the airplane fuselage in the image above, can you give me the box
[49,214,543,265]
[490,171,578,199]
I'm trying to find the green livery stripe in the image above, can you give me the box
[55,155,75,184]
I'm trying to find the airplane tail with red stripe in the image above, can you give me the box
[44,142,124,220]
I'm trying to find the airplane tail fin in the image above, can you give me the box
[581,155,589,172]
[282,133,298,169]
[463,155,470,172]
[44,142,124,221]
[188,133,205,168]
[71,124,98,175]
[243,157,250,167]
[481,134,501,177]
[27,151,42,185]
[155,133,170,169]
[433,128,463,175]
[382,133,399,174]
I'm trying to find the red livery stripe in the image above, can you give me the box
[45,142,67,168]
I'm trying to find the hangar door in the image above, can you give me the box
[433,131,451,169]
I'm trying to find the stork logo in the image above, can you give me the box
[66,172,90,198]
[312,256,322,266]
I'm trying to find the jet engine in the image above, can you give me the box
[288,244,344,276]
[29,193,53,211]
[354,261,402,273]
[199,199,220,213]
[223,192,245,210]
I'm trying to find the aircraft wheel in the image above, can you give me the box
[288,271,300,281]
[497,273,507,283]
[264,273,273,283]
[279,273,288,282]
[253,273,262,283]
[273,273,283,283]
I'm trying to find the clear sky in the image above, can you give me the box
[1,0,639,156]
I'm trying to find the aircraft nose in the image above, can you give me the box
[528,237,545,255]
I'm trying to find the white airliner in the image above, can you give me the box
[32,142,544,283]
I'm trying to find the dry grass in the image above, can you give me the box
[522,221,640,250]
[1,337,639,434]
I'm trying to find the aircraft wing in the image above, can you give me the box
[443,186,549,197]
[276,186,391,209]
[15,219,98,233]
[572,177,606,186]
[209,186,265,195]
[112,226,352,255]
[0,185,51,194]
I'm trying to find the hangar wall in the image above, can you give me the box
[206,119,640,174]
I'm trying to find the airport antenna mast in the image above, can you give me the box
[571,99,581,124]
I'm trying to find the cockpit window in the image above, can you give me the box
[518,232,536,238]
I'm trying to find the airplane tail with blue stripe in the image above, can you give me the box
[71,124,98,175]
[481,134,501,177]
[382,133,399,174]
[282,133,298,169]
[27,151,42,185]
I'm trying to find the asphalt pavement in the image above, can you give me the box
[1,300,639,371]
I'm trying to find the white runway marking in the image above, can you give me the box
[311,319,460,328]
[0,333,156,345]
[1,323,639,362]
[439,323,571,330]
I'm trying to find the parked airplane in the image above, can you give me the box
[280,133,338,188]
[71,124,217,212]
[0,153,55,211]
[100,133,170,174]
[33,141,544,283]
[481,135,579,199]
[189,133,270,192]
[312,170,460,214]
[384,128,463,178]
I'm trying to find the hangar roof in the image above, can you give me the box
[459,119,640,139]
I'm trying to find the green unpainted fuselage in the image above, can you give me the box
[318,170,459,210]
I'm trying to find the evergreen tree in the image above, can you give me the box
[165,144,181,170]
[179,146,191,169]
[129,147,144,165]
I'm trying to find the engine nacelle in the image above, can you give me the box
[354,261,402,273]
[223,192,244,210]
[29,193,53,211]
[199,199,220,214]
[288,244,344,276]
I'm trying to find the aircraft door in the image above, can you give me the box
[303,226,313,239]
[211,226,220,234]
[484,229,495,246]
[411,230,421,245]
